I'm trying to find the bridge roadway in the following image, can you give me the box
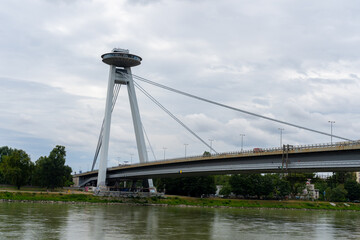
[74,141,360,187]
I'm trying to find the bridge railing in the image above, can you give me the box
[124,140,360,167]
[83,140,360,173]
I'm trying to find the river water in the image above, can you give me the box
[0,202,359,239]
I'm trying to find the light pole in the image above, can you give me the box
[184,144,188,158]
[239,134,245,152]
[130,153,134,164]
[278,128,284,148]
[163,147,167,160]
[208,139,214,154]
[328,121,335,144]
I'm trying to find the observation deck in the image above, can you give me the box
[101,51,142,68]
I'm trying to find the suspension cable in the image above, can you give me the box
[134,81,218,154]
[143,126,157,161]
[133,74,353,142]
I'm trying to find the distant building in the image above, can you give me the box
[356,172,360,183]
[301,179,319,200]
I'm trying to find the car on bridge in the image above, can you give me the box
[253,148,264,153]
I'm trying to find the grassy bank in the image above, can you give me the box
[0,191,112,203]
[1,191,360,211]
[156,196,360,211]
[0,185,52,192]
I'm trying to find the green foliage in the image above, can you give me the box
[321,172,359,202]
[33,145,72,189]
[214,175,230,185]
[156,172,360,202]
[0,146,15,183]
[0,146,14,161]
[0,149,34,189]
[315,181,328,201]
[229,174,245,196]
[273,175,291,198]
[202,151,211,157]
[327,172,356,188]
[155,176,216,197]
[229,174,289,199]
[345,180,360,201]
[260,174,275,197]
[325,184,348,202]
[2,192,360,210]
[285,173,311,198]
[219,183,232,196]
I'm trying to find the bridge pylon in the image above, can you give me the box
[97,48,154,191]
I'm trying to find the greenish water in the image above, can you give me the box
[0,202,359,239]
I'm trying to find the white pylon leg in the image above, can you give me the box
[97,65,116,187]
[126,67,154,188]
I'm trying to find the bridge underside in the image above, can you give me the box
[75,148,360,187]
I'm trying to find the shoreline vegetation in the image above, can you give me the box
[1,190,360,211]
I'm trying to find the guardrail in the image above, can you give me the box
[83,140,360,174]
[129,140,360,166]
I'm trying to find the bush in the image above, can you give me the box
[345,180,360,201]
[326,185,348,202]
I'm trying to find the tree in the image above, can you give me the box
[155,176,216,197]
[0,149,34,189]
[0,146,15,183]
[326,184,348,202]
[272,174,291,199]
[0,146,14,161]
[63,165,74,187]
[327,172,356,188]
[229,174,288,199]
[202,151,211,157]
[215,175,232,196]
[34,145,72,189]
[315,180,328,201]
[219,183,232,196]
[214,175,230,185]
[285,173,312,198]
[229,174,250,196]
[345,180,360,201]
[229,174,264,198]
[258,174,275,198]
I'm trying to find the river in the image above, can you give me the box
[0,202,359,239]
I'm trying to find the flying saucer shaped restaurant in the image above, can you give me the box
[101,52,142,67]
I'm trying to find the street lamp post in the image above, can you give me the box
[130,153,134,164]
[239,134,245,152]
[184,144,188,158]
[163,147,167,160]
[278,128,284,148]
[208,139,214,154]
[328,121,335,144]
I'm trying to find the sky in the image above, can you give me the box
[1,0,360,173]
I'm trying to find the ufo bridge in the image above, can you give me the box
[75,48,359,191]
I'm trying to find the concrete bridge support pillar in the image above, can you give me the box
[97,65,116,188]
[97,49,155,192]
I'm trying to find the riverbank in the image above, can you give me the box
[1,191,360,211]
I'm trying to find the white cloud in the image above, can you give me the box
[1,0,360,172]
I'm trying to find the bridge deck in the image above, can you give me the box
[74,141,360,187]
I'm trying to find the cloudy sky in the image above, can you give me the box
[1,0,360,172]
